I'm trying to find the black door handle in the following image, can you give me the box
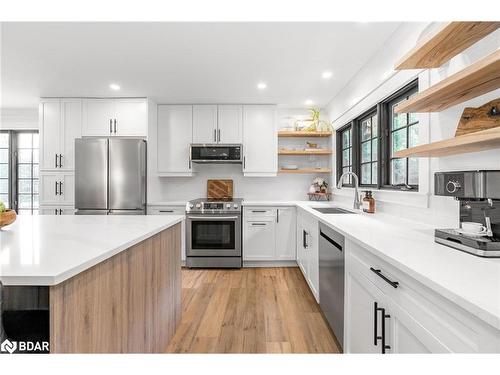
[113,119,117,133]
[59,154,62,168]
[374,302,381,346]
[381,307,391,354]
[55,154,58,168]
[55,181,58,195]
[59,181,63,195]
[110,119,112,133]
[370,267,399,288]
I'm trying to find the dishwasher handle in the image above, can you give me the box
[320,230,343,252]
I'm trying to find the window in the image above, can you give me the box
[359,111,378,186]
[337,125,353,185]
[0,130,39,214]
[336,79,418,190]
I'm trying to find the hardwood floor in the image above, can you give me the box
[166,267,341,353]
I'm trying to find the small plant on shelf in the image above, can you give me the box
[312,177,329,193]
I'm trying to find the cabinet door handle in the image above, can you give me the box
[243,156,246,169]
[303,230,308,249]
[59,209,63,215]
[159,210,174,213]
[55,181,58,195]
[370,267,399,288]
[113,119,117,133]
[276,209,279,223]
[59,154,63,168]
[59,181,63,196]
[381,307,391,354]
[214,129,217,142]
[251,223,266,226]
[55,154,58,168]
[217,129,221,142]
[252,210,266,213]
[374,302,382,346]
[54,209,58,215]
[110,119,113,133]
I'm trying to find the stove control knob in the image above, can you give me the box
[233,204,238,209]
[189,203,194,209]
[446,180,461,194]
[195,203,202,209]
[226,203,231,209]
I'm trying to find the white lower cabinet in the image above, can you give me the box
[345,238,500,353]
[39,206,75,215]
[40,173,74,205]
[243,206,296,262]
[295,208,319,302]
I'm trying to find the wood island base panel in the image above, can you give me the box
[49,223,182,353]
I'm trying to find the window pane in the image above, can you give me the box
[0,149,8,163]
[361,163,371,184]
[18,164,32,178]
[361,119,371,141]
[392,111,407,130]
[17,133,32,148]
[372,162,378,185]
[361,141,371,163]
[18,149,32,163]
[372,138,378,161]
[0,164,8,178]
[392,128,407,154]
[409,158,419,185]
[342,129,351,148]
[372,115,378,137]
[0,133,9,148]
[33,194,39,208]
[409,112,418,124]
[18,194,32,208]
[19,179,32,194]
[18,209,32,215]
[33,134,39,148]
[33,164,39,179]
[0,179,8,193]
[342,149,350,166]
[391,158,407,185]
[0,194,8,208]
[33,151,39,164]
[342,167,352,184]
[409,124,419,148]
[33,179,39,194]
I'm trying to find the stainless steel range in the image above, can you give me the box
[185,198,243,268]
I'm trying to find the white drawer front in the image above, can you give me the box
[148,206,185,215]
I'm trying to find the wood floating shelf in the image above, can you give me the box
[395,50,500,113]
[395,22,500,70]
[278,130,332,137]
[393,127,500,158]
[278,149,332,155]
[279,168,331,174]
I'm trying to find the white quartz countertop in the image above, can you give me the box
[0,215,184,286]
[245,200,500,330]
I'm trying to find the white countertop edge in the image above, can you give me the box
[147,202,187,206]
[0,216,184,286]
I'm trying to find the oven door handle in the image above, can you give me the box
[187,216,239,220]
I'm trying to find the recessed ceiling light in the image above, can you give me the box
[305,99,314,106]
[321,71,333,79]
[257,82,267,90]
[109,83,121,91]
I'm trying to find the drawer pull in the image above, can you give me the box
[159,210,174,213]
[370,267,399,288]
[251,223,267,226]
[251,210,267,213]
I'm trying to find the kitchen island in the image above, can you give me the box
[0,215,184,353]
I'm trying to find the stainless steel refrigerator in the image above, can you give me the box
[75,138,146,215]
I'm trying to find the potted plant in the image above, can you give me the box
[0,200,16,229]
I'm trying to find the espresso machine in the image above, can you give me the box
[434,170,500,257]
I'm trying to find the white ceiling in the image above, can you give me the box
[1,22,402,108]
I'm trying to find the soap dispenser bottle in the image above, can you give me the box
[362,190,375,214]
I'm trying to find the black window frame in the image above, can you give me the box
[379,79,419,190]
[336,79,419,191]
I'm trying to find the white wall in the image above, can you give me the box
[148,107,332,203]
[0,108,38,130]
[326,22,500,227]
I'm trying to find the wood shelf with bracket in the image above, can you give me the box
[395,50,500,113]
[278,130,332,137]
[393,127,500,158]
[279,168,331,174]
[395,22,500,70]
[278,149,332,155]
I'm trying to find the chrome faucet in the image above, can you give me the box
[337,171,362,210]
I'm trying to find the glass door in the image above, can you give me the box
[191,220,235,250]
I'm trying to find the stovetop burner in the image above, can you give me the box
[435,229,500,258]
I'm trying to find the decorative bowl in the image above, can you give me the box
[0,209,17,228]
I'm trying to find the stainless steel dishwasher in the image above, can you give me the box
[319,222,345,349]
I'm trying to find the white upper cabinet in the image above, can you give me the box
[157,105,193,176]
[82,98,147,137]
[40,98,81,171]
[242,105,277,176]
[217,105,242,143]
[113,99,147,136]
[82,99,115,136]
[192,105,217,143]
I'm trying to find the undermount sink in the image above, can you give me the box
[312,207,357,214]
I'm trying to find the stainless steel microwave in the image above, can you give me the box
[190,144,242,164]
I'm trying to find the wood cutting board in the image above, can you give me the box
[207,179,233,200]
